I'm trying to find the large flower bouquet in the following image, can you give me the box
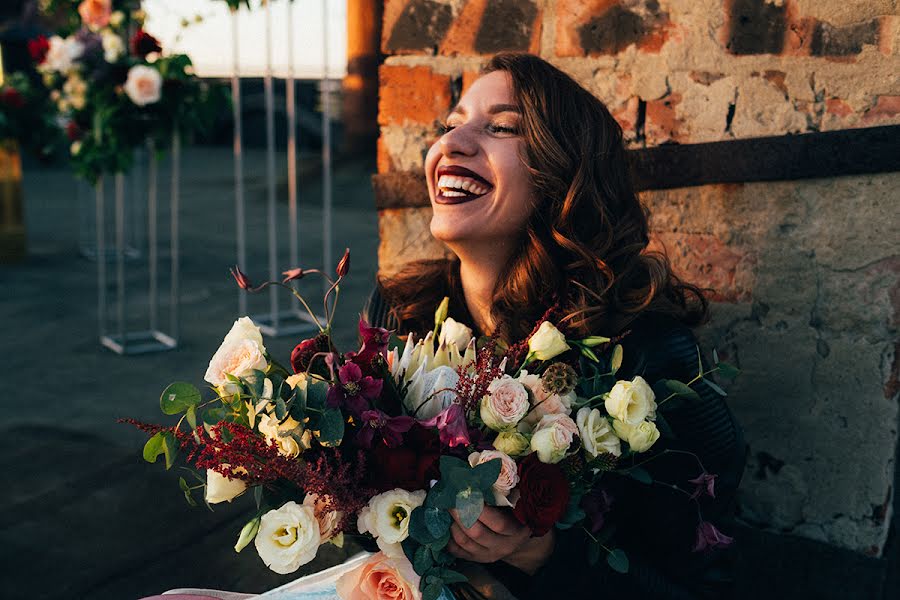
[128,251,738,600]
[31,1,224,183]
[0,72,62,159]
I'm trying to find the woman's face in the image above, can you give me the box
[425,71,537,250]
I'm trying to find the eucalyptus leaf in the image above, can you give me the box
[606,548,629,573]
[424,507,452,538]
[306,380,329,410]
[439,569,468,584]
[143,432,166,464]
[627,467,653,484]
[712,348,719,365]
[702,378,728,397]
[160,382,201,415]
[473,458,502,492]
[414,546,433,575]
[275,397,287,421]
[313,408,344,447]
[203,406,227,425]
[185,405,197,430]
[423,582,444,600]
[665,380,701,401]
[455,488,484,529]
[716,361,740,379]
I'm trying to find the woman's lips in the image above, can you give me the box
[434,165,494,205]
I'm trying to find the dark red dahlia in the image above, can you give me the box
[28,36,49,64]
[131,29,162,58]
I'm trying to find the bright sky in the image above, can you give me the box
[143,0,347,79]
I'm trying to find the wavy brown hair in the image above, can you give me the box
[379,53,708,342]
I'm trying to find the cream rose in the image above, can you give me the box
[204,317,267,391]
[78,0,112,30]
[101,31,125,63]
[528,321,570,361]
[124,65,163,107]
[612,419,660,453]
[605,376,657,425]
[43,36,84,73]
[257,414,305,458]
[576,407,621,458]
[255,501,321,574]
[480,376,530,431]
[492,430,531,457]
[438,317,473,349]
[517,370,575,430]
[468,450,520,507]
[303,493,343,543]
[205,467,248,504]
[530,413,578,464]
[358,488,426,546]
[336,551,421,600]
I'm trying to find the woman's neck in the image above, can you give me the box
[455,243,515,335]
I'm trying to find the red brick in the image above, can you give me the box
[557,0,672,57]
[825,97,853,118]
[376,136,392,174]
[861,95,900,124]
[644,93,684,145]
[439,0,488,56]
[378,65,452,126]
[611,96,640,138]
[647,232,756,303]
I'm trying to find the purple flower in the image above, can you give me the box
[345,319,392,376]
[688,472,717,500]
[581,488,615,534]
[421,403,470,448]
[326,362,383,416]
[692,521,734,553]
[357,409,415,449]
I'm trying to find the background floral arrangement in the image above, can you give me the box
[30,0,224,183]
[127,250,740,600]
[0,71,62,159]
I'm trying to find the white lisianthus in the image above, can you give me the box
[358,489,426,546]
[605,376,657,425]
[403,364,459,420]
[527,321,570,361]
[62,74,88,110]
[517,370,575,430]
[492,430,531,457]
[123,65,163,106]
[204,317,267,393]
[257,414,305,458]
[101,30,125,63]
[530,413,578,464]
[303,493,343,544]
[70,141,83,156]
[255,501,321,574]
[576,407,621,458]
[480,376,530,431]
[205,467,248,504]
[612,419,661,453]
[438,317,473,349]
[109,10,125,28]
[43,36,84,73]
[468,450,520,507]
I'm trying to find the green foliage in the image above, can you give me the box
[606,548,629,573]
[311,408,344,447]
[143,431,177,469]
[160,382,202,415]
[627,467,653,485]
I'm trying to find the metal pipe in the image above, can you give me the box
[287,0,299,308]
[96,178,106,340]
[264,0,279,330]
[148,140,158,332]
[321,0,333,288]
[170,129,181,343]
[231,7,247,316]
[115,173,126,349]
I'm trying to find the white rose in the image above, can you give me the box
[468,450,520,507]
[576,407,621,459]
[517,370,575,430]
[205,467,248,504]
[403,364,459,419]
[101,31,125,62]
[70,141,83,156]
[438,317,473,349]
[492,430,531,457]
[612,419,660,453]
[204,317,267,390]
[303,493,343,543]
[528,321,570,361]
[257,414,304,458]
[362,488,426,545]
[109,10,125,28]
[43,36,84,73]
[480,376,530,431]
[605,376,657,425]
[530,413,578,464]
[124,65,163,106]
[255,501,321,574]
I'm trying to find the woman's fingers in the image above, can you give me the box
[446,538,476,562]
[476,505,528,537]
[450,522,490,554]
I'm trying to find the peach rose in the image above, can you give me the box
[335,551,421,600]
[78,0,112,30]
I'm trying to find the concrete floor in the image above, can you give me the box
[1,147,379,599]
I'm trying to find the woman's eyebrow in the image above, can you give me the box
[447,103,521,117]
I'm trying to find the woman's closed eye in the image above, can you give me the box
[436,122,519,136]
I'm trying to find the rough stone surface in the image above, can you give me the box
[377,207,450,276]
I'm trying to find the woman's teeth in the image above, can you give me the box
[437,175,490,196]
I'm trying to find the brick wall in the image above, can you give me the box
[373,0,900,565]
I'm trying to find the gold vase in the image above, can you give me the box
[0,139,25,262]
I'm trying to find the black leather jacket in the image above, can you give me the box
[364,287,746,599]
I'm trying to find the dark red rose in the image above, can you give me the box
[28,36,50,64]
[290,333,332,375]
[66,121,82,142]
[368,425,440,491]
[130,29,162,58]
[512,454,570,536]
[0,88,25,110]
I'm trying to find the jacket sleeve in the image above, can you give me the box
[488,316,746,600]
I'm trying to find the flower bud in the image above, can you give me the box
[527,321,570,362]
[336,248,350,277]
[234,515,261,552]
[492,431,531,457]
[230,265,252,290]
[282,267,305,283]
[434,296,449,329]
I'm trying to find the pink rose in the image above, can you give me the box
[468,450,520,507]
[335,551,421,600]
[517,371,575,430]
[303,493,342,543]
[480,376,529,431]
[78,0,112,30]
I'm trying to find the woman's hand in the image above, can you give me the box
[447,505,555,575]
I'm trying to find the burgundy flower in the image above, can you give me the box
[326,362,382,415]
[290,334,331,374]
[692,521,734,553]
[0,88,25,110]
[357,409,415,449]
[230,265,253,290]
[420,402,469,448]
[346,319,391,376]
[581,487,615,534]
[66,121,83,142]
[28,36,50,64]
[335,247,350,277]
[369,425,440,491]
[688,472,717,500]
[131,29,162,58]
[512,454,570,536]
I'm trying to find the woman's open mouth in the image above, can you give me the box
[434,165,494,204]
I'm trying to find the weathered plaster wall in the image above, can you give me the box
[373,0,900,556]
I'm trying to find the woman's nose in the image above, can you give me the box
[439,125,478,157]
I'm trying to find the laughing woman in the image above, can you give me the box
[366,53,745,599]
